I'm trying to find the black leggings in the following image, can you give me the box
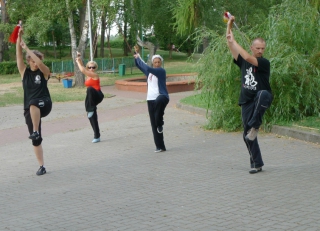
[85,87,104,139]
[147,95,169,150]
[24,97,52,146]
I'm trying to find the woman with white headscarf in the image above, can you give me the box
[133,46,170,153]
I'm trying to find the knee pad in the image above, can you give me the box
[32,137,43,146]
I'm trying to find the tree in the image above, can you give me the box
[0,0,9,62]
[65,0,90,87]
[193,0,320,131]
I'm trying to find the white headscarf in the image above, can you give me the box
[152,54,163,62]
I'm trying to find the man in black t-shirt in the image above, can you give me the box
[226,16,273,174]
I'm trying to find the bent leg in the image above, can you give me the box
[85,87,103,112]
[30,105,41,131]
[248,90,273,129]
[154,95,169,127]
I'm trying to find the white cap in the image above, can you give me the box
[152,54,163,62]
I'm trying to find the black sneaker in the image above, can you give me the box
[249,167,262,174]
[36,166,46,176]
[29,131,40,140]
[157,126,163,133]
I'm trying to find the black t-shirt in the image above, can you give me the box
[22,67,51,110]
[234,54,272,105]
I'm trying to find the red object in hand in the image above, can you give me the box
[223,12,232,23]
[9,20,22,44]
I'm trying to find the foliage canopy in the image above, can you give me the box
[194,0,320,131]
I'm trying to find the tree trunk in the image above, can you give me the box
[0,0,8,62]
[169,43,173,59]
[93,31,98,58]
[100,10,106,58]
[66,0,89,87]
[123,18,128,56]
[52,31,57,59]
[107,25,112,58]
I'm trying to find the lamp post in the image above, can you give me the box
[88,0,93,61]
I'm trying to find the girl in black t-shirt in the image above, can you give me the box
[16,27,52,176]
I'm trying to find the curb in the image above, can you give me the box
[176,102,320,145]
[271,125,320,144]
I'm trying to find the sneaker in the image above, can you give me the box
[245,128,259,141]
[154,148,166,153]
[87,111,94,118]
[36,166,46,176]
[157,126,163,133]
[92,138,100,143]
[249,167,262,174]
[29,131,40,140]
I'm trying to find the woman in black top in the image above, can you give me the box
[16,27,52,176]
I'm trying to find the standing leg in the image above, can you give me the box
[241,102,264,171]
[148,100,166,151]
[89,110,100,142]
[85,88,104,142]
[24,110,46,175]
[34,145,44,166]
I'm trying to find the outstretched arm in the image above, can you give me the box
[226,16,258,66]
[16,28,26,78]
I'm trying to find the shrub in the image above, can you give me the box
[195,0,320,132]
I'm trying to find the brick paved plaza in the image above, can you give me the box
[1,86,320,231]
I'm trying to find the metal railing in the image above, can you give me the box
[50,57,136,74]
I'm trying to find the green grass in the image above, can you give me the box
[180,94,208,109]
[0,74,21,84]
[0,49,198,107]
[0,87,24,107]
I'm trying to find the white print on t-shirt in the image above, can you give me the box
[243,67,257,90]
[34,75,41,84]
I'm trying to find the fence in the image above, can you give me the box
[51,57,136,74]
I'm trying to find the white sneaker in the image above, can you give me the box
[249,167,262,174]
[92,138,100,143]
[87,111,94,118]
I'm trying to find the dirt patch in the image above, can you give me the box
[0,78,63,95]
[0,82,22,95]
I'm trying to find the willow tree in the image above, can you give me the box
[172,0,205,56]
[195,0,320,131]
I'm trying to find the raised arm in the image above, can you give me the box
[75,56,99,79]
[226,16,258,66]
[16,28,26,78]
[20,39,51,80]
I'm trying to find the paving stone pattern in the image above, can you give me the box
[0,86,320,231]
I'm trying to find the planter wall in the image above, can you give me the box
[115,73,198,93]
